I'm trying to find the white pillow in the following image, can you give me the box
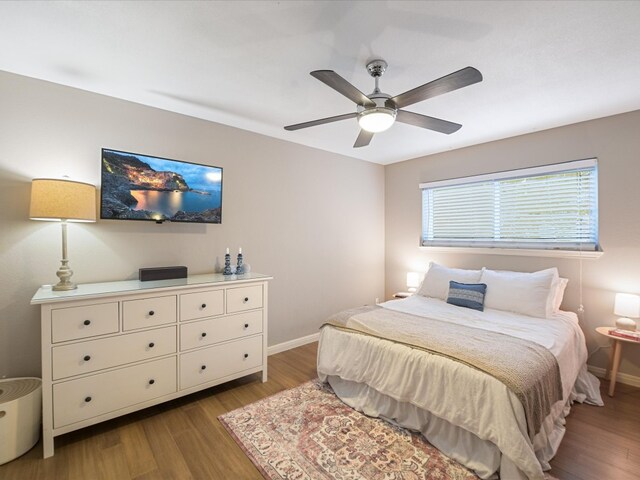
[418,262,483,300]
[481,268,559,318]
[553,277,569,312]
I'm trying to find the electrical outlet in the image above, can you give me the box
[375,297,379,304]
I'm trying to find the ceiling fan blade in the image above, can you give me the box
[354,129,374,148]
[284,112,356,131]
[390,66,483,109]
[396,110,462,134]
[311,70,376,107]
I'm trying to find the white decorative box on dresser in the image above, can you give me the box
[31,272,272,458]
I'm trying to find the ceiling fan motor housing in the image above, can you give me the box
[357,93,394,112]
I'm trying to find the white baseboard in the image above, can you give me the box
[588,365,640,388]
[268,332,320,356]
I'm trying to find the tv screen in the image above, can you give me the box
[100,149,222,224]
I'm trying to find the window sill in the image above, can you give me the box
[419,245,604,259]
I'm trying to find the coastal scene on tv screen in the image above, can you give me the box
[101,149,222,223]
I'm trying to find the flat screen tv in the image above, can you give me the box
[100,148,222,224]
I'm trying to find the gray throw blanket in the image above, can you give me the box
[323,305,563,438]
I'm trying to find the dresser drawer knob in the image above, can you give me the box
[149,310,155,316]
[244,353,249,359]
[201,303,207,309]
[85,396,92,403]
[201,332,207,338]
[148,379,155,385]
[201,365,207,370]
[244,323,249,329]
[148,342,155,348]
[83,355,91,362]
[83,320,91,326]
[243,297,249,303]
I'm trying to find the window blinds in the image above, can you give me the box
[420,159,598,250]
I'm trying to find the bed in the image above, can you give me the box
[317,264,603,480]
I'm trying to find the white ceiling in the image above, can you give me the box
[1,1,639,165]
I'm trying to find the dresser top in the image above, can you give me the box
[31,272,272,304]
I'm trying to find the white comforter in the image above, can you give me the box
[317,296,603,480]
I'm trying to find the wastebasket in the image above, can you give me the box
[0,377,42,465]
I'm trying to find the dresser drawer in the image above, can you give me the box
[123,295,176,331]
[180,335,262,390]
[180,311,262,351]
[53,357,177,428]
[226,285,263,313]
[52,326,176,380]
[51,302,119,343]
[180,289,224,321]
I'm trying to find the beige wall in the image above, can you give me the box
[385,110,640,378]
[0,71,385,378]
[3,67,638,382]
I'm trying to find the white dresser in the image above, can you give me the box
[31,272,272,458]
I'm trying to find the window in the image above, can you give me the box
[420,159,598,251]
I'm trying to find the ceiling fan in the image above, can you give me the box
[284,60,483,148]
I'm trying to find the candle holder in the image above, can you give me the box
[223,252,233,276]
[236,252,244,275]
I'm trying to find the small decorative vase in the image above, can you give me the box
[236,252,244,274]
[223,253,233,276]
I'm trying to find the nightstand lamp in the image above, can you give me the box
[30,178,96,291]
[614,292,640,331]
[406,272,421,293]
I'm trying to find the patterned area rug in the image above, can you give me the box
[220,380,480,479]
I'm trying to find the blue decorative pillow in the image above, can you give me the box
[447,281,487,311]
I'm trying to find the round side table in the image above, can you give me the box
[595,326,639,397]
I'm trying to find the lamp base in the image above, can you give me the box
[52,260,77,291]
[52,281,77,291]
[616,317,637,331]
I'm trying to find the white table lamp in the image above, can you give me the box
[613,292,640,331]
[406,272,421,293]
[30,178,96,291]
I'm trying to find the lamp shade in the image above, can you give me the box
[406,272,422,290]
[30,178,96,222]
[614,293,640,318]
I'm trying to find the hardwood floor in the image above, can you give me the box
[1,342,638,480]
[549,381,640,480]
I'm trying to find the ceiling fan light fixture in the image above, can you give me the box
[357,107,396,133]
